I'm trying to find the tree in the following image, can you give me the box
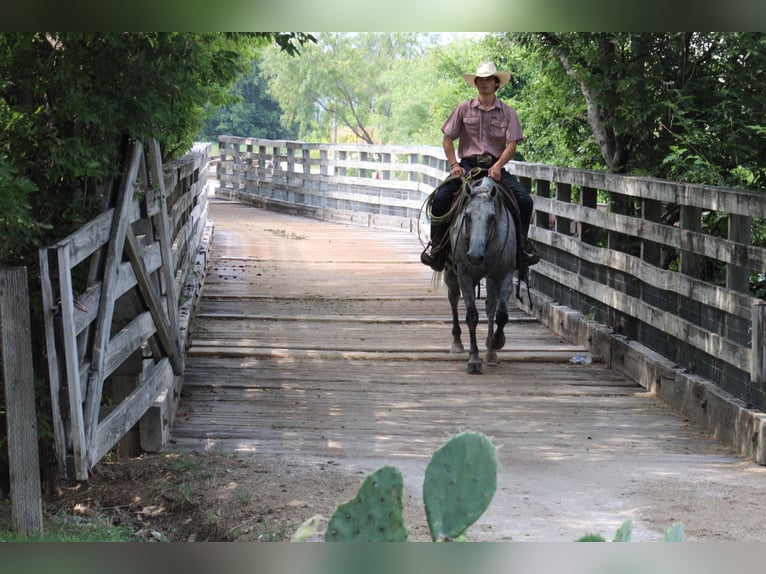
[0,32,314,267]
[258,33,429,144]
[200,59,297,141]
[506,32,766,188]
[376,37,496,147]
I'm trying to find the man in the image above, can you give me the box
[420,61,539,272]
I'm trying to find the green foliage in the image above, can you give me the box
[0,511,137,542]
[575,533,608,542]
[199,59,296,141]
[0,32,313,264]
[663,522,685,542]
[612,518,633,541]
[259,33,456,145]
[312,431,497,542]
[575,519,685,542]
[300,432,685,543]
[325,465,408,542]
[0,154,44,267]
[423,430,498,541]
[505,32,766,188]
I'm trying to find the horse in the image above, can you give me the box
[442,176,518,374]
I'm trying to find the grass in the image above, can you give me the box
[0,511,137,542]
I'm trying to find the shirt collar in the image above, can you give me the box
[470,96,500,110]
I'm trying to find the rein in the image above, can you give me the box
[451,177,511,276]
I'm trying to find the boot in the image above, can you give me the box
[522,243,540,267]
[520,223,539,267]
[420,224,448,271]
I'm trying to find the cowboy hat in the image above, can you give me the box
[462,61,511,88]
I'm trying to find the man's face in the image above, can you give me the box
[475,76,499,94]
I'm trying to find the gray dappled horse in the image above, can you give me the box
[443,176,518,374]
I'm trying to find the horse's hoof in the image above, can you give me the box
[467,361,482,374]
[486,352,498,366]
[451,342,465,353]
[492,334,506,350]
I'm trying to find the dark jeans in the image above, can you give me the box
[431,163,533,229]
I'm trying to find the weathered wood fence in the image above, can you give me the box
[218,135,766,458]
[39,139,212,480]
[1,267,43,534]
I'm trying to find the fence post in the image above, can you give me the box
[752,302,766,402]
[0,267,44,536]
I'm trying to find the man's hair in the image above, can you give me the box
[475,76,500,89]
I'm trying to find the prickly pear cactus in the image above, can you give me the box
[423,431,498,541]
[325,465,408,542]
[291,514,328,542]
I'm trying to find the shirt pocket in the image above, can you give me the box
[463,115,480,133]
[490,118,508,140]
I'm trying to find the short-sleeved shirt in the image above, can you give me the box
[441,97,525,160]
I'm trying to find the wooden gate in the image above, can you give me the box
[39,139,211,480]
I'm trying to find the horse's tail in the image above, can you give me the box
[432,270,444,291]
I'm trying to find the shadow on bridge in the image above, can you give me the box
[169,198,766,542]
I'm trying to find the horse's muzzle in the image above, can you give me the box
[467,252,485,266]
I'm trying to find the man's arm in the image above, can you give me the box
[443,134,463,176]
[488,140,517,181]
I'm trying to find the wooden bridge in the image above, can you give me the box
[32,137,766,540]
[168,197,766,541]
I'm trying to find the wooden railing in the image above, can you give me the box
[39,140,212,480]
[219,136,766,417]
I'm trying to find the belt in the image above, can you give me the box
[463,154,498,167]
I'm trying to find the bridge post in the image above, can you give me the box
[752,302,766,403]
[555,182,572,235]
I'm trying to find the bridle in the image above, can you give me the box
[451,178,511,275]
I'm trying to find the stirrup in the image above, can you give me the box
[521,243,539,266]
[420,242,446,271]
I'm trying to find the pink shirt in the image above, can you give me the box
[441,97,525,160]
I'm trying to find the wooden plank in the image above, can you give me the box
[52,209,114,269]
[92,358,173,465]
[532,227,756,320]
[534,197,766,272]
[57,246,89,479]
[72,244,162,336]
[149,139,183,375]
[509,160,766,217]
[82,141,144,472]
[38,248,68,473]
[124,227,182,373]
[104,311,157,379]
[0,268,43,535]
[753,302,766,387]
[532,259,751,372]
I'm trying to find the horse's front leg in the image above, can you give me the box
[444,267,464,353]
[484,285,499,366]
[460,279,482,374]
[488,275,513,356]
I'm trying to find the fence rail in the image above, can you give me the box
[219,135,766,418]
[39,140,212,480]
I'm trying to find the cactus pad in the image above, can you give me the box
[325,465,408,542]
[423,431,498,541]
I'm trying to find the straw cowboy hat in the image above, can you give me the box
[462,61,511,88]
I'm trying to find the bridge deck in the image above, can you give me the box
[170,198,766,541]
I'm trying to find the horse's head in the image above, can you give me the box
[460,177,500,266]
